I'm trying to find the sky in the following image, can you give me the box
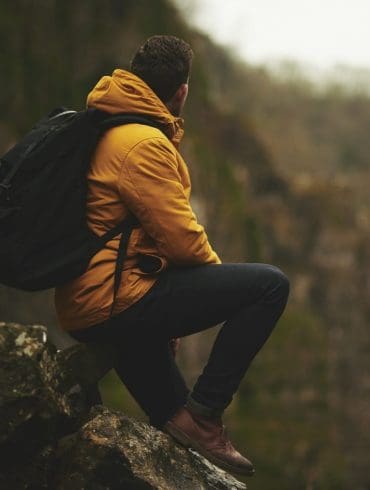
[176,0,370,70]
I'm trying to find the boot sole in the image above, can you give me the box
[164,421,255,477]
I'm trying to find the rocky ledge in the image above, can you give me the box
[0,322,246,489]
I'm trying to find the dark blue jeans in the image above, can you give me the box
[70,263,289,428]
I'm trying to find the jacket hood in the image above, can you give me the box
[87,69,184,145]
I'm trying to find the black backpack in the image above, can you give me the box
[0,107,162,304]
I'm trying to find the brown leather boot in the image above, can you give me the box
[163,406,255,476]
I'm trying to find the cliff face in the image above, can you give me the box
[0,322,246,490]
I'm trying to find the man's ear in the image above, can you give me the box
[166,83,189,116]
[173,83,188,104]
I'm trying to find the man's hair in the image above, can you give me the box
[130,35,193,103]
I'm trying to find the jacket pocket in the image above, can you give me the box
[136,253,167,274]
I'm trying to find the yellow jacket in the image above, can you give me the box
[55,69,221,332]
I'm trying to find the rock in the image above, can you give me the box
[0,322,102,489]
[53,405,247,490]
[0,322,115,443]
[0,322,247,489]
[0,322,96,444]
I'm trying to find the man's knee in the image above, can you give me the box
[274,266,290,295]
[264,265,290,301]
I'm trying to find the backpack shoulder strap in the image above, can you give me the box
[97,112,167,134]
[95,213,141,318]
[110,215,140,317]
[96,213,140,247]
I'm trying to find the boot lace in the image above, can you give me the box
[218,424,233,450]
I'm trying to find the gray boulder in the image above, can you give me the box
[0,322,246,489]
[54,405,246,490]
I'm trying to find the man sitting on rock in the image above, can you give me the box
[55,35,289,477]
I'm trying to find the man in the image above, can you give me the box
[55,35,289,476]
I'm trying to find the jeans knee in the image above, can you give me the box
[266,265,290,301]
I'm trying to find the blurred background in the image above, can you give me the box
[1,1,370,488]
